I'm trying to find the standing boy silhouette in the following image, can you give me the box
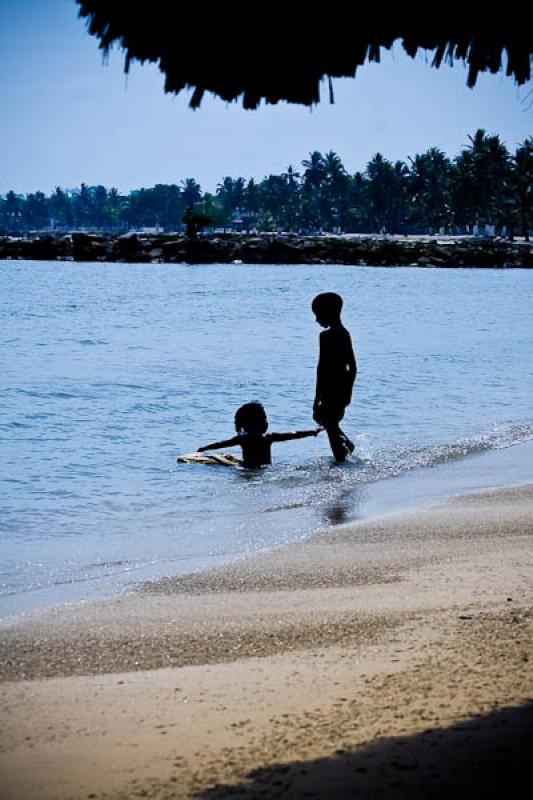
[312,292,357,462]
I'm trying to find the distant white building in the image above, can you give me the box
[472,224,496,237]
[134,225,164,234]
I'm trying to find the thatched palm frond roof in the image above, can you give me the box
[76,3,532,109]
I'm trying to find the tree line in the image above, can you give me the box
[1,130,532,239]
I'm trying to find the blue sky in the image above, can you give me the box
[1,0,532,196]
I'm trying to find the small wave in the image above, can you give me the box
[383,421,533,477]
[249,420,533,495]
[85,559,131,570]
[332,421,533,489]
[130,402,170,413]
[91,382,145,390]
[262,501,308,513]
[5,388,77,399]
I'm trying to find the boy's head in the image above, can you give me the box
[312,292,343,327]
[235,402,268,435]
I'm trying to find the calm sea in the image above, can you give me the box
[1,261,532,616]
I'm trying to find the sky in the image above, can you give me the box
[1,0,532,196]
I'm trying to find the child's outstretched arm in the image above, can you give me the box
[270,428,323,443]
[198,436,241,452]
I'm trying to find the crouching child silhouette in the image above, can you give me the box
[198,402,322,469]
[312,292,357,462]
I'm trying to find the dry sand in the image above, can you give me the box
[1,483,532,799]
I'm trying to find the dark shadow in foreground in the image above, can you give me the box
[196,701,533,799]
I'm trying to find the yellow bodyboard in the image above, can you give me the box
[177,452,242,466]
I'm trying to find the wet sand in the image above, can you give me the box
[1,484,532,799]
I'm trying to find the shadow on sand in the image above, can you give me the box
[197,701,533,799]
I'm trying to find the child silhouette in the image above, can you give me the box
[198,402,321,468]
[312,292,357,462]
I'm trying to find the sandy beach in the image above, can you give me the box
[1,483,532,799]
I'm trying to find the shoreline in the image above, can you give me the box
[1,436,533,622]
[1,483,532,798]
[2,436,533,620]
[2,480,532,679]
[1,232,533,267]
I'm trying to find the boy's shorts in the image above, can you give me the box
[314,402,346,427]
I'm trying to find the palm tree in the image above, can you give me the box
[22,191,50,230]
[181,178,202,208]
[322,151,348,231]
[258,175,288,230]
[301,152,326,231]
[243,178,259,216]
[366,154,408,233]
[344,171,369,232]
[3,191,23,232]
[279,165,301,231]
[92,185,110,228]
[391,161,411,233]
[232,177,246,213]
[49,187,74,230]
[512,138,533,240]
[107,187,126,228]
[409,148,453,233]
[454,129,511,232]
[73,183,94,228]
[216,176,238,218]
[302,151,326,189]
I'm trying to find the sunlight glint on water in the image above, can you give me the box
[1,261,532,613]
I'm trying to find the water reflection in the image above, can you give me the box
[321,486,367,525]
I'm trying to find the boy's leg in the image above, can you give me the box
[338,426,355,454]
[326,423,350,462]
[318,402,353,462]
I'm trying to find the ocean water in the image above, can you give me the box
[1,260,532,616]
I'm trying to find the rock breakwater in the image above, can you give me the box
[1,232,532,267]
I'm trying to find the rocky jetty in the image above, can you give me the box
[1,232,532,267]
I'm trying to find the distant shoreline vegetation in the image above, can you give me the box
[1,130,532,241]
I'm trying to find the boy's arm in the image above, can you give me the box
[346,334,357,394]
[269,428,323,443]
[198,435,241,452]
[314,331,327,408]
